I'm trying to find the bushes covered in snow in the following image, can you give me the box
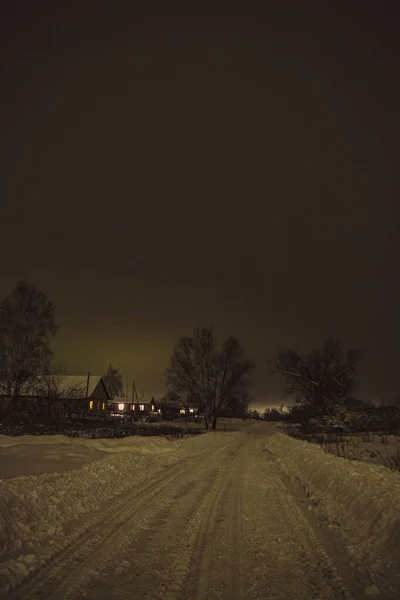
[287,403,400,435]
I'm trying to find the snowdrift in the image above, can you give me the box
[0,432,234,592]
[266,433,400,576]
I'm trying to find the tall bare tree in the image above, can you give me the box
[103,364,123,398]
[166,327,254,429]
[0,282,58,409]
[273,336,360,411]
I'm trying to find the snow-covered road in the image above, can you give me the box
[2,423,399,599]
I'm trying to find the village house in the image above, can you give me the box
[56,374,110,414]
[107,396,160,419]
[159,399,199,420]
[0,373,110,421]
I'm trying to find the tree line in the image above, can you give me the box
[0,281,367,429]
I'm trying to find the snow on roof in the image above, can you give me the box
[31,375,105,398]
[59,375,104,397]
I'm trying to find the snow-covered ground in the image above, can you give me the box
[0,423,399,599]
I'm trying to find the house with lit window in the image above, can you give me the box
[0,373,110,420]
[160,399,199,420]
[107,396,160,419]
[56,374,110,414]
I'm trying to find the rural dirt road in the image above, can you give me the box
[7,424,373,600]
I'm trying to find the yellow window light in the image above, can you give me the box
[118,403,124,410]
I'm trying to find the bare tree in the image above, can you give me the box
[35,362,68,399]
[63,383,87,399]
[103,364,123,398]
[0,282,58,411]
[273,336,360,411]
[166,327,254,430]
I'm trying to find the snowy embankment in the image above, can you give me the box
[0,431,233,588]
[266,433,400,577]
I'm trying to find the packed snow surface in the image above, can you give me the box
[0,424,399,599]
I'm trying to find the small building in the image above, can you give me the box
[107,396,160,418]
[160,399,199,420]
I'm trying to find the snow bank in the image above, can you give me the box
[0,431,234,588]
[0,434,185,480]
[0,433,178,454]
[266,433,400,575]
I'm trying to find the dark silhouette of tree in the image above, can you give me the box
[166,327,254,430]
[262,407,282,421]
[224,388,251,418]
[273,336,360,411]
[247,409,261,420]
[103,364,123,398]
[0,282,58,409]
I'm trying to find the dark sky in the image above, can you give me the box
[1,2,400,409]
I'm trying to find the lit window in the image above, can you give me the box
[89,400,94,410]
[180,408,186,415]
[189,408,194,413]
[139,404,144,411]
[131,404,135,410]
[118,403,124,410]
[102,403,105,410]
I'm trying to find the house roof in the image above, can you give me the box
[59,375,103,397]
[32,374,105,399]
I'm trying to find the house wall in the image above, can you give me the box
[107,401,154,417]
[90,380,109,400]
[88,399,107,412]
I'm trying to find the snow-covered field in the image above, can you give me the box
[0,423,399,599]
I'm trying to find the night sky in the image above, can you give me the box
[1,2,399,409]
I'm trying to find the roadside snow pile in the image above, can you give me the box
[0,431,234,580]
[0,433,179,455]
[0,434,184,480]
[266,433,400,576]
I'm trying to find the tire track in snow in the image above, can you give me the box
[6,441,234,600]
[226,456,245,600]
[86,436,250,600]
[97,466,223,600]
[116,435,250,600]
[180,438,249,600]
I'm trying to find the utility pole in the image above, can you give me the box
[132,380,139,403]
